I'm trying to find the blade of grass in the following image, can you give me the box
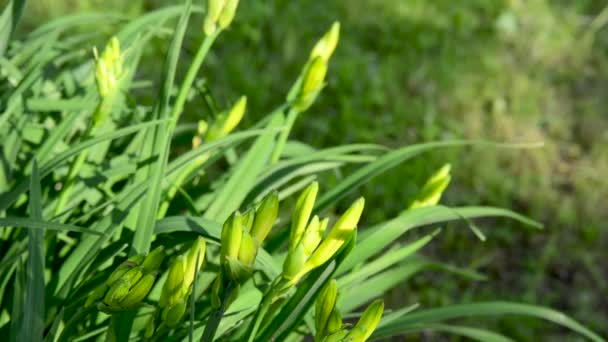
[372,302,605,342]
[21,159,45,342]
[131,0,193,255]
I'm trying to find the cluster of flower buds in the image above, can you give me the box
[211,191,279,307]
[315,280,384,342]
[288,22,340,112]
[205,96,247,142]
[409,163,451,209]
[282,182,364,286]
[155,237,206,328]
[204,0,240,36]
[85,247,165,312]
[93,36,125,126]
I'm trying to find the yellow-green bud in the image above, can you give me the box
[106,264,131,286]
[251,191,279,243]
[163,299,187,327]
[161,255,186,307]
[290,182,319,249]
[306,197,364,269]
[238,231,257,266]
[104,280,130,306]
[409,164,451,209]
[325,308,343,336]
[204,0,224,36]
[223,212,243,260]
[142,247,165,273]
[323,330,348,342]
[310,22,340,62]
[282,243,307,280]
[184,237,206,286]
[95,37,123,99]
[315,279,338,338]
[349,299,384,341]
[122,266,144,287]
[85,283,108,308]
[218,0,240,29]
[120,273,157,308]
[206,96,247,142]
[242,208,255,232]
[301,215,323,256]
[301,57,327,96]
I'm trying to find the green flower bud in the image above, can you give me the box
[218,0,240,30]
[325,308,343,336]
[142,246,165,273]
[120,273,157,309]
[242,208,255,232]
[310,22,340,62]
[322,330,348,342]
[301,215,322,256]
[160,255,186,308]
[409,163,451,209]
[85,283,108,308]
[306,197,364,269]
[163,299,187,327]
[106,264,131,286]
[315,279,338,338]
[349,299,384,341]
[251,191,279,243]
[184,237,206,287]
[290,182,319,249]
[238,231,257,266]
[223,212,243,260]
[104,280,130,306]
[282,243,307,280]
[224,256,253,284]
[204,0,224,36]
[122,266,144,287]
[301,57,327,97]
[206,96,247,142]
[95,37,124,100]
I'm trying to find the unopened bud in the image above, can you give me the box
[237,231,257,266]
[142,246,165,273]
[282,243,307,280]
[290,182,319,249]
[242,208,255,232]
[251,191,279,243]
[184,237,206,286]
[223,212,243,260]
[306,197,364,269]
[104,280,130,306]
[163,299,187,327]
[315,279,338,338]
[349,299,384,341]
[301,215,322,256]
[120,273,157,308]
[409,164,451,209]
[218,0,240,30]
[310,22,340,62]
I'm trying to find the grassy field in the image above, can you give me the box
[17,0,608,339]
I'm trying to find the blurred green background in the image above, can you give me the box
[20,0,608,339]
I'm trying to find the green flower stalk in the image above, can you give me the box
[409,163,451,209]
[157,96,247,218]
[158,237,206,328]
[85,247,165,312]
[273,22,341,162]
[53,36,126,220]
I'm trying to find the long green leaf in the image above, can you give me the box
[372,302,605,342]
[131,0,193,255]
[338,205,542,275]
[21,159,45,341]
[0,217,104,235]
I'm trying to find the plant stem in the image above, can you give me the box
[270,106,298,163]
[244,278,281,342]
[200,281,235,342]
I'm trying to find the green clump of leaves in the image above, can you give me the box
[0,1,604,341]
